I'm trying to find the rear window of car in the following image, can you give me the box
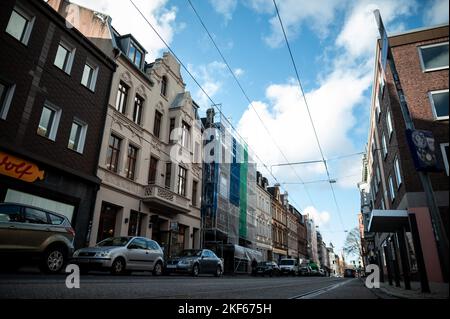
[49,213,64,225]
[280,260,295,265]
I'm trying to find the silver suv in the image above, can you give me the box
[0,202,75,273]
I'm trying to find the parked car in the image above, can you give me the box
[299,265,312,276]
[279,258,299,276]
[165,249,224,277]
[344,268,356,278]
[72,236,164,275]
[0,202,75,274]
[310,268,320,276]
[319,268,326,277]
[255,261,280,277]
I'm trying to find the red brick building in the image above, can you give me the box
[363,24,448,289]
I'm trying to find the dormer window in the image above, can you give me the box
[161,76,168,97]
[128,42,143,68]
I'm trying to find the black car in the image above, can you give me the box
[165,249,224,277]
[255,261,280,277]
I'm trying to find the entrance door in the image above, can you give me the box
[97,203,118,243]
[128,211,144,236]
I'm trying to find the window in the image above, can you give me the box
[419,42,449,72]
[68,120,87,153]
[133,95,144,125]
[106,134,121,172]
[81,62,98,91]
[165,163,172,189]
[37,104,61,141]
[195,142,200,164]
[441,143,449,176]
[115,82,129,114]
[128,42,143,68]
[153,110,162,138]
[49,213,64,225]
[388,175,395,202]
[394,157,402,188]
[0,204,23,223]
[24,208,48,224]
[169,118,175,143]
[192,180,198,207]
[177,166,187,197]
[54,42,75,74]
[429,90,449,120]
[161,76,168,97]
[128,238,147,250]
[381,197,386,210]
[382,133,388,159]
[375,94,381,122]
[125,145,138,180]
[148,156,158,184]
[386,111,393,139]
[378,72,385,99]
[181,121,191,149]
[0,80,15,120]
[6,7,34,45]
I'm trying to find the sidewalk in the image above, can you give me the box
[378,281,449,299]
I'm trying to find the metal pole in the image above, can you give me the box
[397,228,412,290]
[374,10,449,283]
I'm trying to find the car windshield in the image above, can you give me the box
[258,262,272,266]
[179,250,202,257]
[280,260,295,265]
[97,237,130,247]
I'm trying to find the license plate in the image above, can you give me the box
[166,265,176,269]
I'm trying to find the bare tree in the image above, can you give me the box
[343,227,362,260]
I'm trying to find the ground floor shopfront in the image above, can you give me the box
[89,184,201,258]
[0,149,98,249]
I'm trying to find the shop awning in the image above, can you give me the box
[368,209,410,233]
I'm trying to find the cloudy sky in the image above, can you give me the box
[70,0,448,254]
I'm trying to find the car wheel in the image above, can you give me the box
[192,264,199,277]
[214,265,222,277]
[153,261,163,276]
[111,257,126,275]
[40,246,66,274]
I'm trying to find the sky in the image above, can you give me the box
[70,0,449,256]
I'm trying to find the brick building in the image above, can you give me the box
[268,185,288,262]
[362,24,448,288]
[0,0,115,248]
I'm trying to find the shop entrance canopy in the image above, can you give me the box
[368,209,410,233]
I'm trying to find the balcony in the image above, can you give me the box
[143,184,190,214]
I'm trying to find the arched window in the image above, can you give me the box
[161,76,168,97]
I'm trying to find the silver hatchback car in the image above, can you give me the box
[72,236,164,275]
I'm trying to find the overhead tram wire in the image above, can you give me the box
[128,0,306,212]
[186,0,318,209]
[272,0,346,231]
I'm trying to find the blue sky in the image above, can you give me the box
[72,0,449,256]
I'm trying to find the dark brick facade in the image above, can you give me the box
[0,0,116,248]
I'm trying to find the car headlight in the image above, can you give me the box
[95,250,111,257]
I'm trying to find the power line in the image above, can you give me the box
[272,0,346,231]
[186,0,317,208]
[128,0,306,212]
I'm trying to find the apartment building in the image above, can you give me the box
[268,185,288,262]
[255,171,273,261]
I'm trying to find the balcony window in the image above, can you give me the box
[148,156,158,184]
[177,166,187,197]
[419,42,449,72]
[165,163,172,189]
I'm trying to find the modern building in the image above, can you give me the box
[268,185,288,262]
[0,0,116,249]
[362,24,449,289]
[255,171,273,261]
[47,1,203,257]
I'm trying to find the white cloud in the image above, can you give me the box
[209,0,237,22]
[424,0,449,25]
[188,61,228,111]
[304,206,331,227]
[262,0,344,48]
[234,68,245,77]
[336,0,418,58]
[244,0,273,14]
[70,0,178,61]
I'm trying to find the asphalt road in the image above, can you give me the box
[0,268,386,299]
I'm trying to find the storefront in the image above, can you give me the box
[0,150,99,249]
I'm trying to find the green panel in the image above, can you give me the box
[239,144,248,239]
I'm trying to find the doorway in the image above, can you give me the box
[97,202,119,243]
[128,210,145,236]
